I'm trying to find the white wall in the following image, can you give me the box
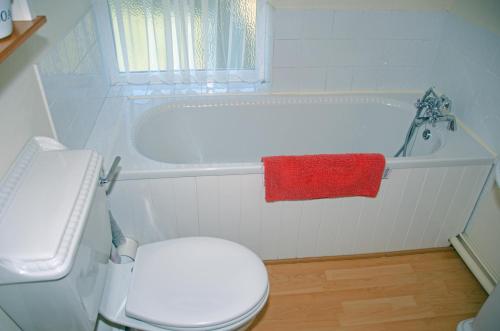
[0,56,54,179]
[270,0,454,10]
[271,9,444,92]
[0,1,97,329]
[450,0,500,36]
[464,181,500,280]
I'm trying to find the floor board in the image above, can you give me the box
[249,250,486,331]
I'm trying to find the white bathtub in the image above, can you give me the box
[87,93,494,260]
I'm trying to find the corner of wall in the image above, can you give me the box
[450,0,500,37]
[33,64,58,141]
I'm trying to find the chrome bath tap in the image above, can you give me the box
[395,87,456,157]
[414,87,456,131]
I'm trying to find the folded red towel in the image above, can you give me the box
[262,154,385,202]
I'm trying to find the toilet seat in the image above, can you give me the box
[104,237,268,331]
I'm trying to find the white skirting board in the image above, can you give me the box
[450,233,498,294]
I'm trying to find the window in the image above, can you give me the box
[105,0,269,84]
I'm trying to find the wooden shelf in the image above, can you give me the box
[0,16,46,64]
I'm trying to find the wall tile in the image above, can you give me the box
[432,13,500,154]
[298,67,327,92]
[489,40,500,77]
[433,42,480,119]
[330,39,385,66]
[331,11,381,39]
[468,70,500,153]
[351,67,378,90]
[271,8,445,93]
[445,14,497,71]
[300,40,332,67]
[383,40,419,66]
[415,40,440,68]
[377,66,426,90]
[273,39,301,67]
[301,10,334,39]
[271,67,301,92]
[326,67,352,91]
[38,8,109,148]
[273,9,303,39]
[388,11,444,39]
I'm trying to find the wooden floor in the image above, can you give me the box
[249,249,487,331]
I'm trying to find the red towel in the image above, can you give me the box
[262,154,385,202]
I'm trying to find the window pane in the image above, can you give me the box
[108,0,257,73]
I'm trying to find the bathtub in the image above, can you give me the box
[87,93,495,260]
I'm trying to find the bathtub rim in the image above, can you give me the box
[111,156,494,181]
[86,92,496,181]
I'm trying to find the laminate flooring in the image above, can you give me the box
[249,249,487,331]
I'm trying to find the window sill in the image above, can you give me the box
[107,82,271,98]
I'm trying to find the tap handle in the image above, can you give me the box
[100,156,121,185]
[441,96,452,113]
[422,87,436,101]
[416,87,436,112]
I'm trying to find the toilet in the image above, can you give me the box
[0,137,269,331]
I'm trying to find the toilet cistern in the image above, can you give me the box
[0,137,269,331]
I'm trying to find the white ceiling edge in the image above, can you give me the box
[268,0,455,11]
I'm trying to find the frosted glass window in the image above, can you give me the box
[108,0,258,76]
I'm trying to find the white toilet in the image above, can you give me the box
[0,137,269,331]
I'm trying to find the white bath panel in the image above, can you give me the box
[109,164,491,260]
[386,167,427,251]
[239,175,264,255]
[148,178,178,240]
[218,176,242,243]
[370,168,409,252]
[315,198,343,257]
[296,199,323,258]
[196,176,219,237]
[419,167,462,248]
[335,197,365,255]
[172,177,199,237]
[108,179,163,244]
[276,201,302,259]
[260,198,282,260]
[436,165,490,246]
[354,184,386,254]
[403,167,446,250]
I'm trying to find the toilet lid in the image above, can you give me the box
[125,237,268,329]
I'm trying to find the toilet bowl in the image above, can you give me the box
[100,237,269,331]
[0,137,269,331]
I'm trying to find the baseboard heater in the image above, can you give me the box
[450,233,498,294]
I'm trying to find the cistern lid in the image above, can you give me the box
[126,237,269,329]
[0,137,102,285]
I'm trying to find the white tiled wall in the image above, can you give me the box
[433,13,500,154]
[271,9,444,92]
[38,9,109,149]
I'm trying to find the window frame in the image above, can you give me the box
[94,0,270,86]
